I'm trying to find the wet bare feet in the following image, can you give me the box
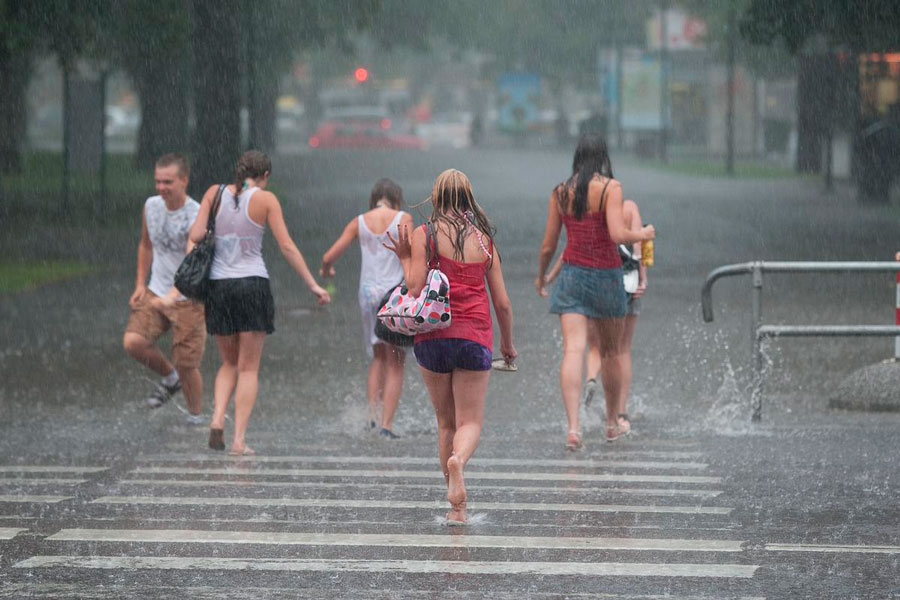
[446,453,467,523]
[228,445,255,456]
[565,430,582,451]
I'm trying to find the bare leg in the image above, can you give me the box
[617,315,638,431]
[444,368,490,522]
[123,332,173,378]
[175,366,203,415]
[231,331,266,453]
[420,367,455,485]
[559,313,588,441]
[381,346,405,431]
[585,326,602,382]
[367,344,387,425]
[594,317,625,437]
[211,335,239,430]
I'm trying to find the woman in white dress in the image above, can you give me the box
[321,178,413,438]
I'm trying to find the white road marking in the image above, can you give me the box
[90,496,731,514]
[129,467,721,485]
[46,528,744,551]
[0,527,27,539]
[0,466,106,474]
[138,454,707,469]
[119,478,722,497]
[14,555,758,578]
[765,543,900,555]
[0,495,73,504]
[0,478,88,486]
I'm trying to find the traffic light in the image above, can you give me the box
[354,67,369,83]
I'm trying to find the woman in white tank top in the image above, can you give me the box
[189,150,331,456]
[321,178,413,439]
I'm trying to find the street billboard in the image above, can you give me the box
[496,72,541,134]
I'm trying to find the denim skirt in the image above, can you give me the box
[549,263,626,319]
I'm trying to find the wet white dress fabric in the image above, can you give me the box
[357,211,406,356]
[209,186,269,280]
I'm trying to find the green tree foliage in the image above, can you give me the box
[110,1,192,170]
[741,0,900,52]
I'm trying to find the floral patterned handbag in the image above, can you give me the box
[377,222,451,336]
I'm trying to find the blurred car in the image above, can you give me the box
[308,118,423,150]
[415,112,472,149]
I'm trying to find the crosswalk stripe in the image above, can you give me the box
[0,495,73,504]
[0,583,766,599]
[0,527,27,540]
[45,528,744,551]
[138,455,708,469]
[0,479,87,486]
[0,467,107,474]
[129,467,721,484]
[14,555,758,578]
[765,543,900,555]
[119,478,723,497]
[90,496,731,514]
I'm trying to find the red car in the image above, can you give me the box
[308,119,423,150]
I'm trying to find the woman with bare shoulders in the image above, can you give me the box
[385,169,516,524]
[189,150,331,456]
[536,135,654,449]
[320,178,413,438]
[545,198,648,436]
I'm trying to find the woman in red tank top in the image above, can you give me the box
[535,135,654,449]
[386,169,516,524]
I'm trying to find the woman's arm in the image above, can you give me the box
[384,223,428,297]
[623,199,648,298]
[602,180,654,245]
[188,185,222,243]
[263,191,330,304]
[536,191,563,296]
[320,217,359,277]
[486,245,516,363]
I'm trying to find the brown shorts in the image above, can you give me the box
[125,291,207,368]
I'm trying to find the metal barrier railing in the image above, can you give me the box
[701,261,900,422]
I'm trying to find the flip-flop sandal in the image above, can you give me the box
[208,428,225,451]
[491,357,517,372]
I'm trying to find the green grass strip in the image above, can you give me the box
[0,260,96,293]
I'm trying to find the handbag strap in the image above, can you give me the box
[426,221,440,269]
[207,184,225,236]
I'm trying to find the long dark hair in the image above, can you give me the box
[563,133,614,220]
[369,178,404,209]
[232,150,272,208]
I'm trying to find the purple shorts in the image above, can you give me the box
[414,338,492,373]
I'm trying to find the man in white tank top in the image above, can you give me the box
[123,154,207,423]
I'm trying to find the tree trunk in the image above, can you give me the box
[132,61,190,171]
[191,0,241,197]
[796,54,825,173]
[250,73,278,153]
[0,49,31,174]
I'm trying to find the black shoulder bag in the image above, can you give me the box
[174,184,225,301]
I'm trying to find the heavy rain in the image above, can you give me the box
[1,1,899,597]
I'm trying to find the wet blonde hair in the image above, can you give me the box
[425,168,495,263]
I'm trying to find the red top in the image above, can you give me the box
[416,225,493,349]
[561,211,621,269]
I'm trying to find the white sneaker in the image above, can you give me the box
[185,413,205,426]
[146,380,181,408]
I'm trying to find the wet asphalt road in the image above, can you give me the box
[1,147,899,598]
